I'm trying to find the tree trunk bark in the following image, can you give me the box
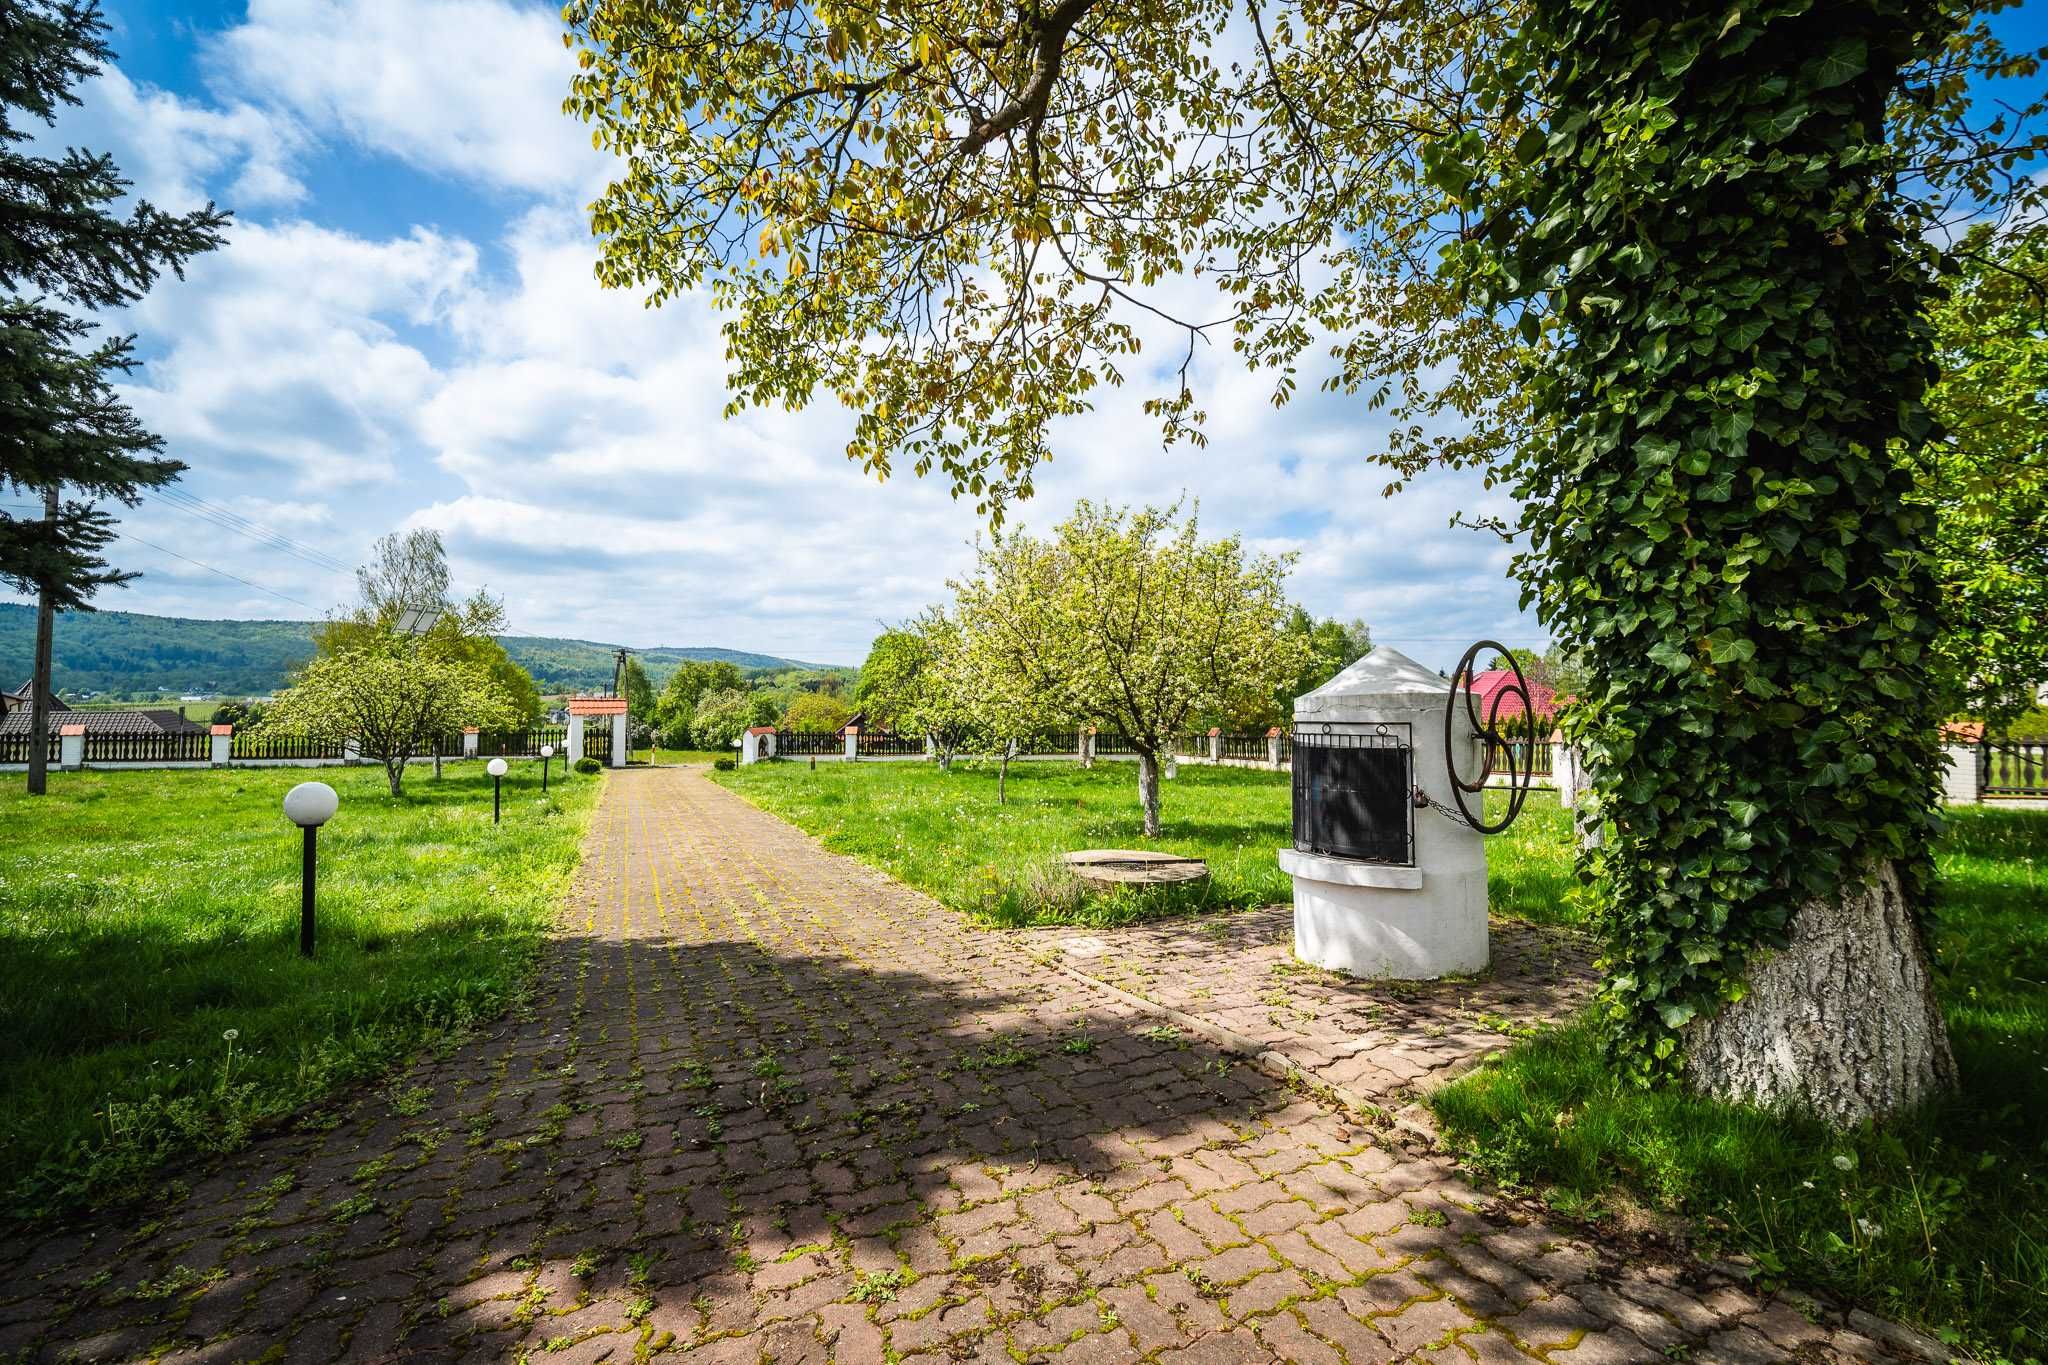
[387,759,404,796]
[1685,861,1955,1127]
[1136,751,1162,837]
[25,486,58,796]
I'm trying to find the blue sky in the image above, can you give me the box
[5,0,2040,668]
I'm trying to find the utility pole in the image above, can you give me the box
[25,486,58,796]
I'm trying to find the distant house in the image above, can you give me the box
[0,681,205,738]
[1466,668,1561,734]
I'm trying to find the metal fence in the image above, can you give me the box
[582,722,613,763]
[81,731,212,763]
[480,726,570,757]
[1219,731,1270,761]
[1981,741,2048,798]
[775,730,841,756]
[1093,732,1135,756]
[855,731,925,757]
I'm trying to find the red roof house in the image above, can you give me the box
[1465,668,1560,731]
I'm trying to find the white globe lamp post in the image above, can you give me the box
[540,743,555,794]
[282,781,339,957]
[487,756,509,823]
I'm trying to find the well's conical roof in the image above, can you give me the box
[1298,646,1448,707]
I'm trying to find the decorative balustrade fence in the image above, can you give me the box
[231,732,348,761]
[582,723,613,764]
[82,731,211,763]
[0,732,59,764]
[1484,739,1554,778]
[1981,741,2048,798]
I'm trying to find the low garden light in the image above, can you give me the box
[282,780,339,958]
[540,744,555,793]
[487,757,508,823]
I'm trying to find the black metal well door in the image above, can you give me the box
[1293,741,1413,864]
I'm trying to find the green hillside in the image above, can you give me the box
[0,603,839,698]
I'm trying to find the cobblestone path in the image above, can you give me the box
[1017,912,1597,1113]
[0,768,1943,1363]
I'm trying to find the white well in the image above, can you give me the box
[1282,647,1488,979]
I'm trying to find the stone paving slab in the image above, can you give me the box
[0,768,1947,1363]
[1015,910,1597,1112]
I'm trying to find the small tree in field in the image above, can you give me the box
[946,586,1062,804]
[956,502,1301,836]
[265,647,516,796]
[782,692,853,733]
[858,608,975,767]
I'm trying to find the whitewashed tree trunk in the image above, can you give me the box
[1685,861,1955,1127]
[1136,751,1162,837]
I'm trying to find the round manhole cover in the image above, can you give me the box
[1062,849,1211,889]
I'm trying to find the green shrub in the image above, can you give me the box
[712,756,736,771]
[574,757,603,775]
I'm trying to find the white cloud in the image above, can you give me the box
[52,67,307,211]
[123,219,478,491]
[210,0,599,194]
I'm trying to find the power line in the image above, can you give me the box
[151,487,356,576]
[116,533,318,611]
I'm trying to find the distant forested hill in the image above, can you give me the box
[0,603,838,697]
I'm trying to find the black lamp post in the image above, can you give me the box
[540,744,554,794]
[488,757,507,823]
[283,781,339,957]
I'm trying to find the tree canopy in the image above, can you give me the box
[951,501,1300,833]
[1,0,227,793]
[265,647,518,796]
[1920,220,2048,728]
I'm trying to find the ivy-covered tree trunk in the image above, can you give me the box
[1135,750,1163,837]
[1498,0,1958,1123]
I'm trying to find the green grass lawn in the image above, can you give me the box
[1429,805,2047,1360]
[715,757,1297,926]
[715,756,1570,929]
[0,763,598,1221]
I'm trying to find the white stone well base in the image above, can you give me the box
[1279,848,1488,980]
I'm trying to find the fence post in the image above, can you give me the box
[1553,739,1576,807]
[844,725,860,762]
[461,727,480,758]
[58,723,85,771]
[566,715,585,764]
[1267,727,1282,767]
[1208,727,1222,763]
[1941,743,1981,805]
[211,724,233,768]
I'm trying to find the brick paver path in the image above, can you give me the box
[1017,912,1597,1114]
[0,769,1944,1363]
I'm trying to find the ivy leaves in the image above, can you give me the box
[1462,0,1952,1080]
